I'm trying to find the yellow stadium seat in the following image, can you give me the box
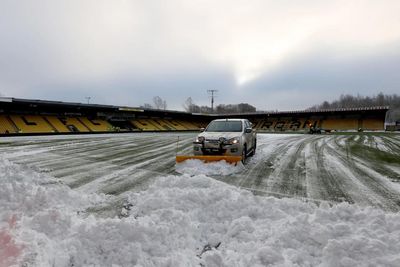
[9,115,54,133]
[79,117,112,132]
[130,119,162,131]
[151,119,176,130]
[176,120,199,130]
[288,119,303,130]
[321,118,359,130]
[163,119,187,130]
[60,117,90,132]
[258,120,275,130]
[362,119,384,130]
[44,116,70,133]
[274,120,288,131]
[0,115,18,134]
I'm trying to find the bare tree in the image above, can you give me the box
[141,103,153,109]
[153,96,167,109]
[183,97,194,112]
[153,96,162,109]
[183,97,202,112]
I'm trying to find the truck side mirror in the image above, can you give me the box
[245,127,252,133]
[200,127,205,132]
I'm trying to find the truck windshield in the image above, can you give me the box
[205,121,242,132]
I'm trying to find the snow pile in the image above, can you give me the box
[1,158,400,266]
[175,159,244,176]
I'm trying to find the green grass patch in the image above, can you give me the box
[350,143,399,164]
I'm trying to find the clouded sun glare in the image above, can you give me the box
[234,30,317,85]
[229,20,319,86]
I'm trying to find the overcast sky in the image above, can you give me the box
[1,0,399,111]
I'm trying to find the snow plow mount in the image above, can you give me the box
[175,155,242,165]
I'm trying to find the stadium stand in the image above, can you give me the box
[361,119,384,130]
[151,118,176,130]
[79,117,112,132]
[256,120,276,131]
[195,122,209,129]
[0,115,18,134]
[60,117,90,132]
[130,118,201,131]
[9,115,54,133]
[274,120,287,131]
[321,118,359,130]
[165,120,188,130]
[44,116,71,133]
[251,118,320,131]
[288,119,303,130]
[130,119,162,131]
[174,120,199,130]
[0,98,390,135]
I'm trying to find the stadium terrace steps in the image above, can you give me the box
[44,116,70,133]
[321,119,359,130]
[128,118,203,131]
[267,119,312,131]
[0,99,389,135]
[9,115,54,133]
[362,119,384,130]
[0,115,18,134]
[130,119,162,131]
[253,118,364,132]
[0,114,388,135]
[151,119,175,130]
[79,118,112,132]
[61,118,90,132]
[164,120,187,130]
[176,120,199,130]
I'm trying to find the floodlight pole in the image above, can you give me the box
[207,89,218,113]
[85,96,91,104]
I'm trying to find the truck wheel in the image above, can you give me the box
[241,145,247,164]
[249,139,256,156]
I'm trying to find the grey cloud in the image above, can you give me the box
[1,1,400,111]
[240,42,400,110]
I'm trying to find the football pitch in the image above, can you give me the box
[1,132,399,211]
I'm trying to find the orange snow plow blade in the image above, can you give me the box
[176,155,242,164]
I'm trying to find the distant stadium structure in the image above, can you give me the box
[0,97,390,135]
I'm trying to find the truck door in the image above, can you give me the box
[244,120,253,149]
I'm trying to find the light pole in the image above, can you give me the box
[207,89,218,113]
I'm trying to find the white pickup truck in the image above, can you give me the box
[193,118,257,162]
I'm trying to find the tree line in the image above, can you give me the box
[141,96,256,114]
[183,97,256,114]
[143,93,399,123]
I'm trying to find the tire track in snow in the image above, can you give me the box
[303,137,354,204]
[269,138,309,198]
[214,135,301,189]
[245,135,307,189]
[1,133,399,211]
[73,136,194,194]
[325,138,400,211]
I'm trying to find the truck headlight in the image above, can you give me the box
[196,136,205,143]
[227,137,240,144]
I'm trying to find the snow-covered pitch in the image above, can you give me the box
[1,133,400,266]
